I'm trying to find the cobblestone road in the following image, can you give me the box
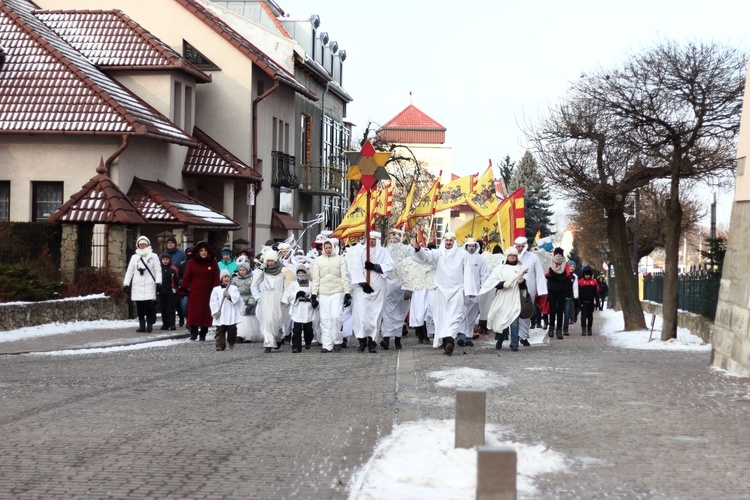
[1,315,749,499]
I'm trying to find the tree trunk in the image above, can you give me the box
[661,175,682,340]
[607,209,646,330]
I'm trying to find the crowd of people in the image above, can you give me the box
[122,231,608,354]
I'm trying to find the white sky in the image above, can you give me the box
[287,0,750,225]
[3,307,717,497]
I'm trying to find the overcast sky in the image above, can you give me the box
[288,0,749,225]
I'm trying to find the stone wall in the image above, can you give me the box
[712,200,750,377]
[0,295,128,332]
[641,301,713,344]
[108,225,127,281]
[60,224,78,280]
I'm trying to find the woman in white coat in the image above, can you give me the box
[123,236,162,332]
[479,246,527,351]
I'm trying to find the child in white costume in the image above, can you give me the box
[282,266,316,352]
[210,269,243,351]
[232,261,262,343]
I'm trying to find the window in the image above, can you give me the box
[32,181,63,221]
[183,40,220,71]
[0,181,9,221]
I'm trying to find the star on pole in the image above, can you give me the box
[344,141,391,190]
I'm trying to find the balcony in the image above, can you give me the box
[271,151,298,188]
[299,164,345,197]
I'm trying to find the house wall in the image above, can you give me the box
[713,58,750,376]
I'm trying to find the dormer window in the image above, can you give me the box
[183,40,220,71]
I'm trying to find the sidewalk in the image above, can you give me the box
[0,321,190,355]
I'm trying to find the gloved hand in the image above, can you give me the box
[296,290,307,300]
[503,280,514,289]
[123,285,130,294]
[343,293,352,307]
[155,284,161,294]
[364,260,375,271]
[213,311,221,320]
[223,288,230,298]
[311,294,319,309]
[361,283,374,294]
[495,281,505,290]
[403,290,412,301]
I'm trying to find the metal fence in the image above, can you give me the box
[642,270,721,319]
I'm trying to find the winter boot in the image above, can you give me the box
[189,325,198,341]
[495,331,503,350]
[199,327,208,341]
[556,329,563,340]
[563,329,569,336]
[367,337,378,353]
[443,337,455,356]
[333,344,342,352]
[341,337,348,348]
[357,337,368,353]
[477,320,488,336]
[542,316,548,331]
[394,337,402,350]
[136,318,146,333]
[582,327,587,336]
[380,337,391,350]
[587,327,593,336]
[215,331,226,351]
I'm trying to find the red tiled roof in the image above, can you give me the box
[183,127,262,183]
[35,9,211,83]
[175,0,318,101]
[48,159,148,224]
[260,1,291,40]
[380,104,446,131]
[0,0,196,146]
[127,177,240,230]
[271,209,302,230]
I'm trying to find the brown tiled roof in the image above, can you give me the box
[175,0,318,101]
[0,43,5,71]
[271,209,302,230]
[127,177,240,230]
[381,104,446,130]
[377,104,447,145]
[48,160,147,224]
[0,0,196,146]
[35,9,211,83]
[183,127,262,183]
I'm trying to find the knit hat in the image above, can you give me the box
[166,235,177,245]
[160,251,171,260]
[219,269,231,279]
[136,235,150,247]
[220,246,233,256]
[568,260,576,267]
[582,266,593,276]
[553,247,565,256]
[238,261,251,272]
[263,250,279,263]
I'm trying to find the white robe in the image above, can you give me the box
[480,263,525,332]
[380,277,411,338]
[209,284,243,326]
[517,248,547,340]
[462,249,489,334]
[411,244,467,345]
[350,242,394,339]
[252,270,287,348]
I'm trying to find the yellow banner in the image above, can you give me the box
[331,187,370,237]
[435,174,476,211]
[455,187,525,249]
[395,180,417,229]
[409,175,441,220]
[466,165,500,219]
[373,182,392,217]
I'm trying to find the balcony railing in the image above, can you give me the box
[299,164,345,196]
[271,151,298,188]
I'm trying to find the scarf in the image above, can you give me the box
[264,260,283,276]
[550,254,566,274]
[135,246,153,260]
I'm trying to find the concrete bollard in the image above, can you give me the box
[476,445,517,500]
[455,389,486,448]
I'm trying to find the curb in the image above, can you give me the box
[0,333,192,356]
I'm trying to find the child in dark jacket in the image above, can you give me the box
[578,266,600,336]
[159,252,180,330]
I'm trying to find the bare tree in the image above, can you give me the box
[572,41,745,339]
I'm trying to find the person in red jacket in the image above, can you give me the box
[578,266,600,336]
[179,241,220,341]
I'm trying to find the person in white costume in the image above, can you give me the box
[311,239,351,352]
[350,231,394,353]
[282,265,317,353]
[514,236,547,346]
[480,246,528,351]
[209,269,243,351]
[379,235,412,350]
[411,231,468,356]
[458,237,489,347]
[252,250,288,353]
[232,260,262,343]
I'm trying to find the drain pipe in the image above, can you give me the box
[251,78,280,249]
[103,134,129,269]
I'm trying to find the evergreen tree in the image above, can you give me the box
[509,151,555,241]
[496,155,515,189]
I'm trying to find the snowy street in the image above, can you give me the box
[1,309,748,499]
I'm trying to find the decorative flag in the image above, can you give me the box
[416,223,427,246]
[331,186,371,237]
[409,173,441,220]
[454,187,525,248]
[435,173,477,212]
[534,228,541,244]
[395,179,417,229]
[373,182,393,217]
[467,165,500,219]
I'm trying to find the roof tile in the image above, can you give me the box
[183,126,262,182]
